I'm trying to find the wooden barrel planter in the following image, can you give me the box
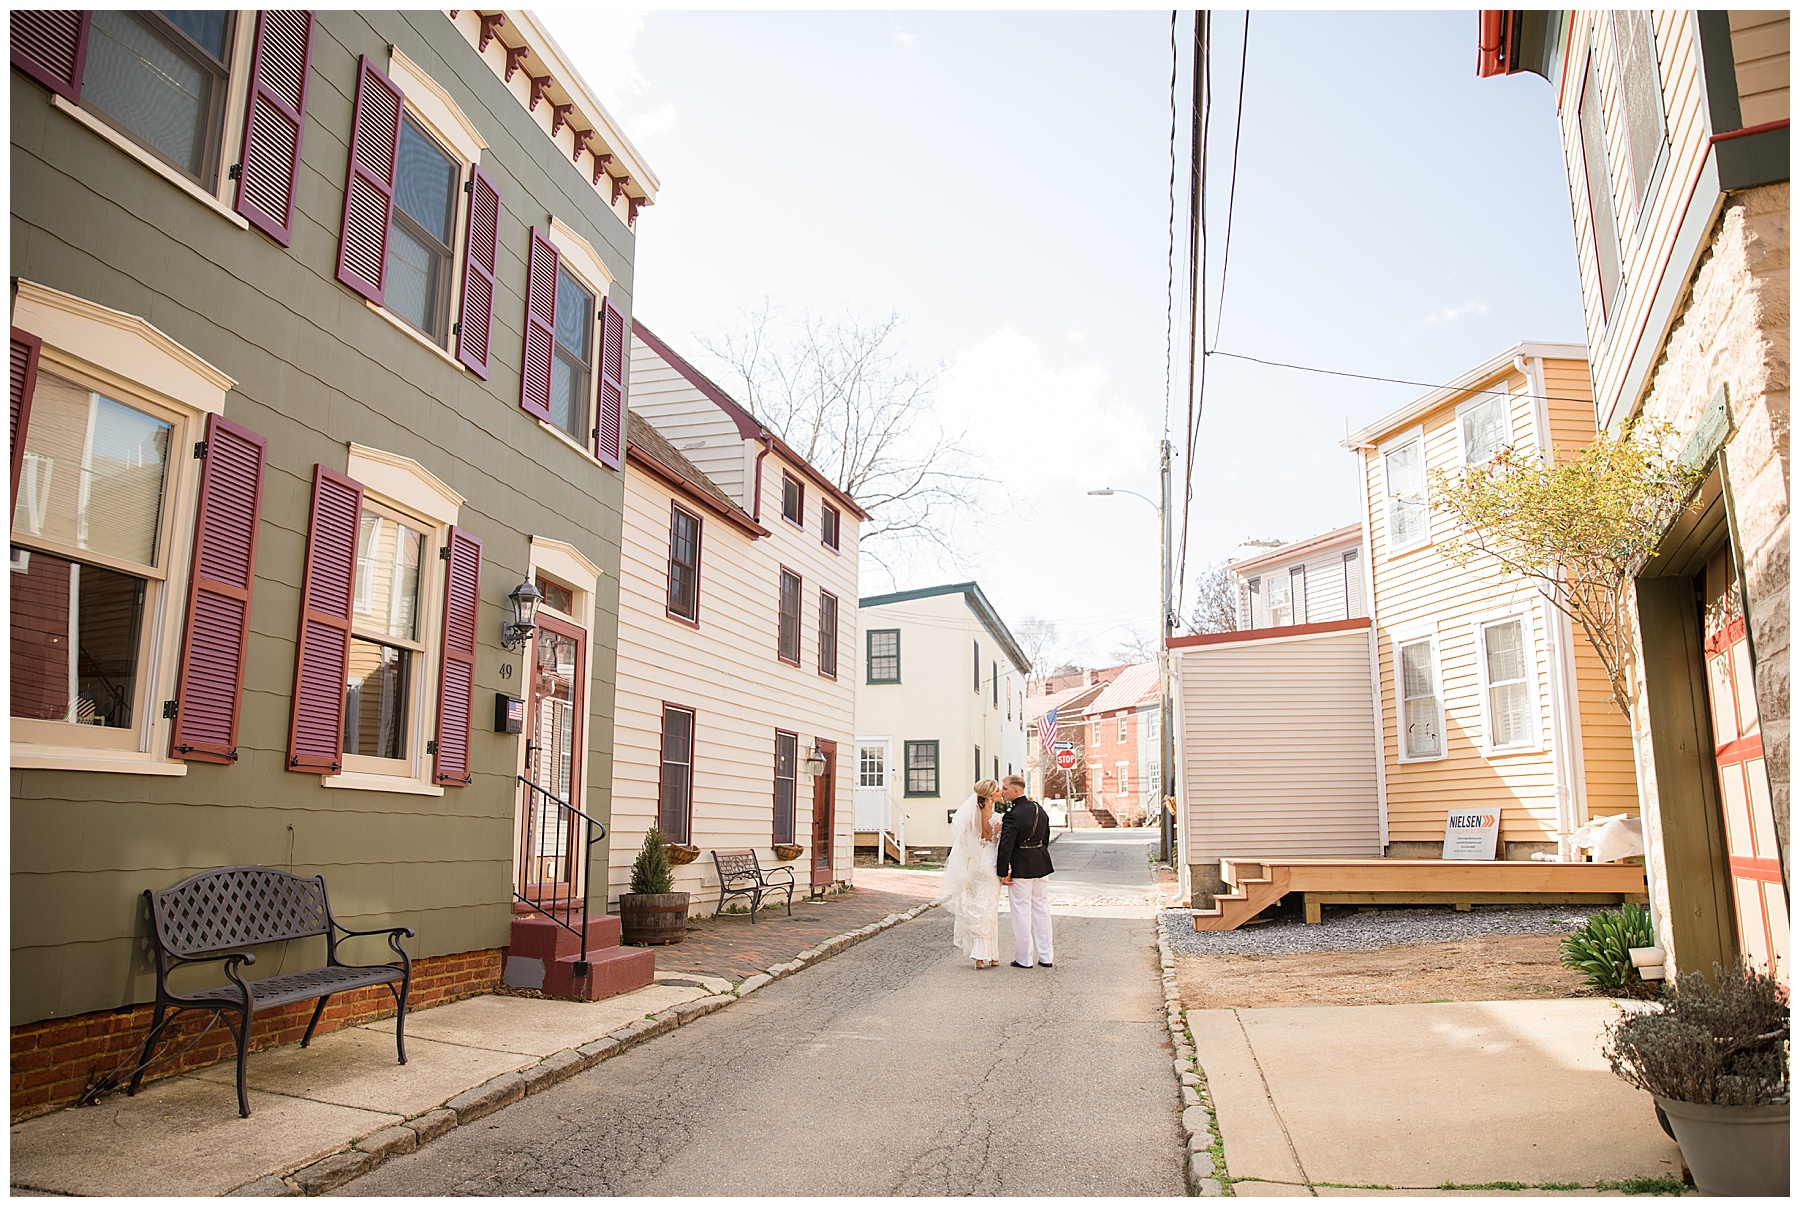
[619,891,690,945]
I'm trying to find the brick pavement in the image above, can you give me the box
[653,867,943,983]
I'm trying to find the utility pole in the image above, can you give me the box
[1158,438,1175,866]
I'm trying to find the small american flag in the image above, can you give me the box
[1039,706,1059,756]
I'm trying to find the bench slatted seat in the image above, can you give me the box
[130,866,413,1117]
[711,848,795,922]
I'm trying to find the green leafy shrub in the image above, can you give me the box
[1603,964,1789,1105]
[1559,903,1654,994]
[629,825,675,896]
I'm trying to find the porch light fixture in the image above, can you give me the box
[501,579,543,652]
[802,744,828,776]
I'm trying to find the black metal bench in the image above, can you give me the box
[130,865,414,1117]
[711,848,795,922]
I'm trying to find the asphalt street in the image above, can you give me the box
[342,829,1184,1196]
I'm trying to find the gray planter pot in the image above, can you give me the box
[1654,1096,1788,1197]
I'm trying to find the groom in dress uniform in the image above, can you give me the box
[996,775,1054,968]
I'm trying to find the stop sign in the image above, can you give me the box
[1055,749,1077,770]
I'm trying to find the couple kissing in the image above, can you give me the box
[935,775,1055,970]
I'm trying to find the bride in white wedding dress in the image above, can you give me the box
[936,778,1003,969]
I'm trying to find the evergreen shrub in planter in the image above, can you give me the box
[1603,964,1788,1196]
[619,825,689,945]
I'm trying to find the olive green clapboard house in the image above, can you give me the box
[10,9,657,1107]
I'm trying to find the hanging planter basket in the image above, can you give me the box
[665,843,701,865]
[772,843,805,862]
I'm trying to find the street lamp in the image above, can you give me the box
[1087,438,1176,866]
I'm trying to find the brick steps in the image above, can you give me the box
[503,912,655,1002]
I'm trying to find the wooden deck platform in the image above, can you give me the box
[1192,857,1649,931]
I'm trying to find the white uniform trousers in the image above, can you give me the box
[1007,876,1054,966]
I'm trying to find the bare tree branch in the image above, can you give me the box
[1186,562,1241,634]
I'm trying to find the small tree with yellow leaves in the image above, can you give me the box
[1429,422,1699,716]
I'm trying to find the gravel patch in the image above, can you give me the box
[1160,903,1606,957]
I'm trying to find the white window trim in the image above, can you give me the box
[10,281,235,774]
[1392,625,1447,764]
[1454,383,1513,467]
[322,446,462,795]
[46,16,256,231]
[1379,426,1431,555]
[364,299,468,372]
[388,47,486,165]
[536,220,614,459]
[1472,605,1544,756]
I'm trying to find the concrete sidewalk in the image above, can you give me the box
[10,899,935,1197]
[1188,998,1687,1196]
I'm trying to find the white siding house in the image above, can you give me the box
[856,583,1030,855]
[611,326,867,910]
[1233,524,1367,631]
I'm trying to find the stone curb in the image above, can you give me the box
[249,898,940,1196]
[1155,913,1225,1196]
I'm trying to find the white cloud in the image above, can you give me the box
[547,6,676,153]
[1418,300,1489,327]
[890,29,918,50]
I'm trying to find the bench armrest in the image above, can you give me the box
[335,923,416,940]
[163,949,259,971]
[331,923,414,969]
[760,867,796,887]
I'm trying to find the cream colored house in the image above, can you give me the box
[1344,343,1639,861]
[611,325,866,910]
[856,583,1030,856]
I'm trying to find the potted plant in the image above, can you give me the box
[772,842,804,862]
[618,825,689,946]
[1602,963,1788,1196]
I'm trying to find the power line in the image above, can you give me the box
[1176,10,1208,616]
[1204,348,1598,407]
[1210,12,1249,354]
[1163,9,1178,441]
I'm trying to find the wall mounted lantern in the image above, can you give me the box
[501,579,543,652]
[802,744,829,776]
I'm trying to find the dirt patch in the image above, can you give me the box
[1175,932,1591,1009]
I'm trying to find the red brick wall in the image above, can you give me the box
[10,948,502,1122]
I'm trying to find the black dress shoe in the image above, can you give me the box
[1039,961,1054,968]
[1010,960,1032,969]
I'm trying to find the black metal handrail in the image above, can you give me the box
[515,775,607,968]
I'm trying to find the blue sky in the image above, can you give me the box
[553,6,1588,665]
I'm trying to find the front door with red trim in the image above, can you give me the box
[521,614,585,893]
[1701,554,1787,983]
[811,738,837,890]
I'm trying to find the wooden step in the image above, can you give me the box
[1191,865,1291,931]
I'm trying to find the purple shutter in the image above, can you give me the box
[595,297,625,468]
[11,11,89,104]
[170,414,267,764]
[456,164,500,377]
[11,328,42,514]
[235,10,313,246]
[519,227,557,421]
[336,55,403,304]
[434,526,481,786]
[288,465,363,773]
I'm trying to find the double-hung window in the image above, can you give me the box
[777,567,802,665]
[867,629,899,683]
[82,11,236,189]
[1577,51,1624,323]
[343,507,424,768]
[818,590,839,678]
[1397,635,1444,761]
[386,115,460,343]
[1267,569,1293,627]
[773,730,798,843]
[11,281,259,774]
[1612,11,1668,218]
[973,640,981,693]
[1093,717,1102,744]
[659,705,695,843]
[1382,433,1430,551]
[781,473,804,526]
[1459,389,1510,466]
[821,504,840,550]
[548,264,596,444]
[667,504,701,623]
[992,661,999,707]
[1118,714,1129,742]
[904,740,939,797]
[1479,616,1537,751]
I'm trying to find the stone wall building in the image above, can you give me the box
[1479,10,1788,980]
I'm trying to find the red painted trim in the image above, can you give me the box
[781,471,805,529]
[1711,118,1789,144]
[1729,855,1783,882]
[1167,616,1370,649]
[627,440,768,536]
[1704,613,1747,656]
[1714,733,1765,766]
[658,701,697,843]
[821,503,842,552]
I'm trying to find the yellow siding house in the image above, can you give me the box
[1345,343,1639,859]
